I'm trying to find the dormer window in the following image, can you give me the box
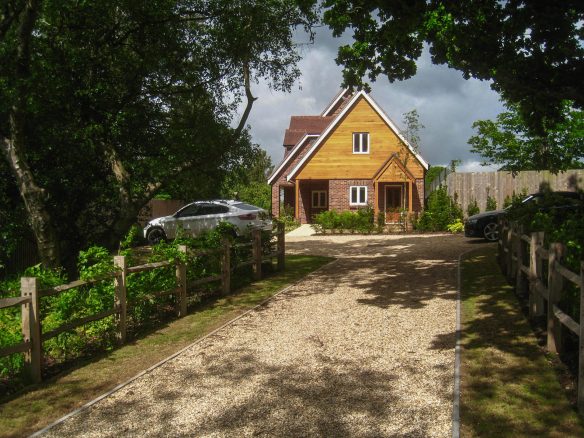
[353,132,369,154]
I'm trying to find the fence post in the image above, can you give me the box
[505,225,513,279]
[497,218,503,268]
[221,237,231,295]
[578,261,584,414]
[252,228,262,280]
[21,277,41,383]
[529,232,544,318]
[547,243,564,354]
[277,222,285,271]
[510,224,520,283]
[113,256,127,344]
[176,245,187,317]
[515,225,526,295]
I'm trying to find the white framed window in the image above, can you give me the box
[350,186,367,205]
[353,132,369,154]
[311,190,327,208]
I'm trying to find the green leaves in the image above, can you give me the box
[415,186,462,231]
[1,0,318,266]
[469,102,584,173]
[322,0,584,134]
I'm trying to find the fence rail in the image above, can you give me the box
[497,220,584,413]
[0,224,285,383]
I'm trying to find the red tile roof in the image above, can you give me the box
[283,116,333,146]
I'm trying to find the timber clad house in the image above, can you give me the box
[268,90,429,225]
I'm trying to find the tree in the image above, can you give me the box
[402,109,424,152]
[0,0,317,268]
[323,1,584,136]
[221,148,274,211]
[469,102,584,173]
[425,165,446,186]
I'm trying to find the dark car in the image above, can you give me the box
[464,191,583,242]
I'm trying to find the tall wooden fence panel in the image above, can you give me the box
[443,170,584,214]
[424,167,450,199]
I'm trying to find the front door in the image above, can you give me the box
[385,185,403,223]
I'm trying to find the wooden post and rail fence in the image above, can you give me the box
[0,224,285,383]
[497,220,584,413]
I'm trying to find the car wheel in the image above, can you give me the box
[483,222,499,241]
[146,227,167,245]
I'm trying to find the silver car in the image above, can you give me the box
[143,200,272,244]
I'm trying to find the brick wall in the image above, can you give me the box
[271,184,279,217]
[329,179,374,212]
[414,178,424,211]
[269,138,315,218]
[298,180,328,224]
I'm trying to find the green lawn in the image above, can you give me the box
[0,255,333,438]
[460,245,584,437]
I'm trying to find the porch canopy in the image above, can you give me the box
[372,154,416,216]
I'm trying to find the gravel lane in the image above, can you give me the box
[41,234,472,437]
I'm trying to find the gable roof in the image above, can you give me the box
[283,116,333,146]
[267,134,318,185]
[287,91,429,181]
[320,88,350,116]
[373,153,416,181]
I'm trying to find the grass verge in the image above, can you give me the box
[460,245,584,437]
[0,254,333,438]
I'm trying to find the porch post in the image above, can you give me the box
[408,180,413,213]
[374,181,379,217]
[294,180,300,222]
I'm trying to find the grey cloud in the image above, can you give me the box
[246,26,505,171]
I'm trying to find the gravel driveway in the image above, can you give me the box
[40,234,472,437]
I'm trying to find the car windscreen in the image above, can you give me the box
[234,203,259,211]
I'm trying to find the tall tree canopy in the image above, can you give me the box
[323,1,584,136]
[469,102,584,173]
[0,0,316,268]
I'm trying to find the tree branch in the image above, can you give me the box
[102,142,133,209]
[0,0,24,41]
[234,61,257,137]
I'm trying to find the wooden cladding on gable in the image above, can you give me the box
[296,97,424,180]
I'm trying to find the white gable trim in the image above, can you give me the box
[320,88,349,116]
[287,91,429,181]
[267,134,319,185]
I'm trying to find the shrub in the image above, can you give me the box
[0,222,252,390]
[467,199,480,217]
[1,264,68,385]
[314,207,375,234]
[507,189,584,320]
[486,195,497,211]
[503,195,513,208]
[339,211,357,233]
[416,186,463,232]
[279,205,300,232]
[447,219,464,233]
[376,211,386,233]
[314,210,337,232]
[356,206,375,234]
[119,224,144,251]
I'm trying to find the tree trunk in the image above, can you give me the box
[1,138,61,268]
[1,0,62,268]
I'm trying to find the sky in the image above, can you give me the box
[243,25,506,173]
